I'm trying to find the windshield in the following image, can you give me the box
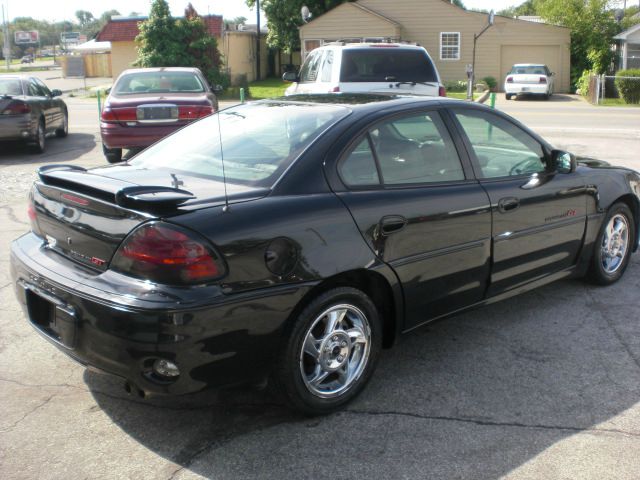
[130,101,350,188]
[0,78,23,96]
[510,65,548,75]
[113,71,205,94]
[340,49,438,83]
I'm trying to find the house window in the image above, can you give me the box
[440,32,460,60]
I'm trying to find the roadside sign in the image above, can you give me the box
[60,32,81,44]
[14,30,39,44]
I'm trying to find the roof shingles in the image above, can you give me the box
[97,15,223,42]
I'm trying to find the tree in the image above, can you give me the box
[135,0,183,67]
[75,10,95,29]
[498,0,537,17]
[224,16,248,29]
[246,0,351,53]
[535,0,619,80]
[135,1,225,85]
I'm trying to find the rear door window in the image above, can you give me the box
[300,51,323,83]
[339,49,437,83]
[320,50,334,82]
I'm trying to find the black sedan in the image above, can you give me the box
[10,95,639,414]
[0,75,68,153]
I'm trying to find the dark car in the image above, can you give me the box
[11,95,639,414]
[20,55,34,64]
[100,67,219,163]
[0,75,68,153]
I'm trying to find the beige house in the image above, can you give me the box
[299,0,571,92]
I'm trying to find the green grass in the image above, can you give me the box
[598,98,639,107]
[248,78,289,99]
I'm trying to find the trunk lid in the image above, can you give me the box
[510,74,546,84]
[31,164,268,271]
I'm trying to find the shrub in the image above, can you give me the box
[482,76,497,91]
[444,80,467,93]
[575,69,593,96]
[615,69,640,104]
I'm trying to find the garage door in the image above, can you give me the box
[500,45,561,92]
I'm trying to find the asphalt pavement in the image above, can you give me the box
[0,92,639,480]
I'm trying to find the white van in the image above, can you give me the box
[283,43,445,97]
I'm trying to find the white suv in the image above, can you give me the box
[283,43,445,97]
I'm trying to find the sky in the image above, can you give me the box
[1,0,537,24]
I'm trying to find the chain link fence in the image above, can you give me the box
[587,74,640,105]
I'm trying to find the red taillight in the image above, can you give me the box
[506,76,513,83]
[539,76,547,84]
[438,85,446,97]
[329,86,340,93]
[101,106,137,123]
[111,223,225,285]
[27,203,36,221]
[2,101,31,115]
[178,105,213,120]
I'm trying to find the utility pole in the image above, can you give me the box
[2,4,11,70]
[467,10,495,100]
[256,0,261,81]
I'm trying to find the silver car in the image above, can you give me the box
[0,75,68,153]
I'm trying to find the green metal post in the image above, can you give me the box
[97,90,102,119]
[240,87,245,104]
[490,92,496,109]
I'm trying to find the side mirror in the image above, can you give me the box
[282,71,299,83]
[50,89,62,97]
[552,150,576,174]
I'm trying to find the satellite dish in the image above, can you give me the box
[488,10,495,26]
[301,6,312,23]
[614,9,624,23]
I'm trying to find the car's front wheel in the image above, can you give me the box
[55,110,68,138]
[103,144,122,163]
[587,202,635,285]
[273,287,381,414]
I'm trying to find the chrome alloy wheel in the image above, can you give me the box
[601,213,629,274]
[299,304,371,398]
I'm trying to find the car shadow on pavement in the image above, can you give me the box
[0,133,96,166]
[512,94,581,103]
[86,258,640,478]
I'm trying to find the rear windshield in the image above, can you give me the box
[0,78,23,96]
[340,49,438,83]
[113,71,205,94]
[130,102,350,188]
[509,65,548,75]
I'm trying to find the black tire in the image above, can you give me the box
[273,287,382,415]
[103,144,122,163]
[30,119,45,154]
[505,93,512,100]
[587,202,635,285]
[55,110,68,138]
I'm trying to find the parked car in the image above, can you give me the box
[11,94,639,414]
[504,63,554,100]
[283,43,446,97]
[0,75,68,153]
[100,67,220,163]
[20,55,34,64]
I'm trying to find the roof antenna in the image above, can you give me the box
[215,107,230,213]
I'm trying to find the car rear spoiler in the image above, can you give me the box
[37,165,195,212]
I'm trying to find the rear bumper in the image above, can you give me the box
[504,84,550,95]
[100,121,188,149]
[0,114,37,141]
[11,232,311,396]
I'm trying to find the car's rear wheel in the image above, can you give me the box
[30,119,45,154]
[273,287,381,414]
[103,144,122,163]
[55,110,68,138]
[505,93,512,100]
[587,202,634,285]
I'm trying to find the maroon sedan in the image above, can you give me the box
[100,67,219,163]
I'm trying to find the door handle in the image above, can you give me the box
[380,215,408,236]
[498,197,520,213]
